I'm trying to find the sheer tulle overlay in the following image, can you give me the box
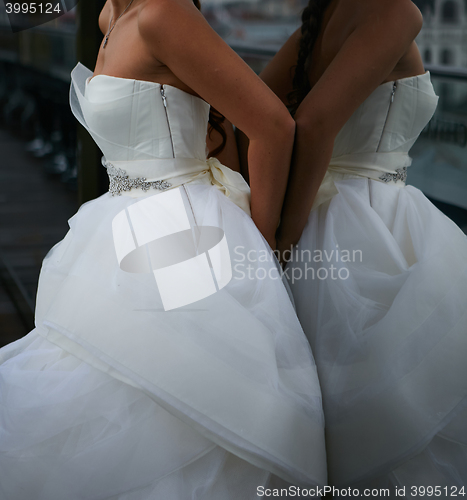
[2,327,317,499]
[288,73,467,494]
[0,64,326,499]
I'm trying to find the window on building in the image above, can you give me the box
[441,49,455,65]
[424,48,432,64]
[441,0,459,23]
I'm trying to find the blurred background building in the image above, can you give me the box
[410,0,467,215]
[1,0,466,343]
[415,0,467,67]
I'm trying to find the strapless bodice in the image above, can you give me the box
[70,63,251,213]
[313,72,439,209]
[72,64,210,163]
[332,71,438,158]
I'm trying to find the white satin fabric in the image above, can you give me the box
[103,156,251,215]
[74,64,251,214]
[312,73,439,210]
[0,63,327,499]
[288,72,467,494]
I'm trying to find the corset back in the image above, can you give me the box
[313,72,439,209]
[71,63,210,163]
[69,63,251,213]
[332,71,438,158]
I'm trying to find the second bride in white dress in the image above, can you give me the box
[261,0,467,494]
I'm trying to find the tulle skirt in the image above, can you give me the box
[288,177,467,494]
[0,182,327,499]
[0,331,279,500]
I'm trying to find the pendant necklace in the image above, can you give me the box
[103,0,135,48]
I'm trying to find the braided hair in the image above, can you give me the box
[288,0,332,116]
[192,0,227,156]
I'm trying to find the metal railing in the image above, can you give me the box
[424,64,467,80]
[230,45,467,81]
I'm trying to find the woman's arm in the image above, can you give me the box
[259,28,301,105]
[236,29,300,188]
[138,0,295,248]
[277,0,423,250]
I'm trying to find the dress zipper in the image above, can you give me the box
[376,81,397,152]
[160,86,199,229]
[160,86,175,158]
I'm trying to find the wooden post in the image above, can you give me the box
[76,0,107,205]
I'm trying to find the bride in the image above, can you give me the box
[0,0,327,498]
[261,0,467,494]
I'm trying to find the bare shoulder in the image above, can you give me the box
[354,0,423,37]
[137,0,202,41]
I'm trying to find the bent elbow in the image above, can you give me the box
[245,108,295,147]
[269,111,296,143]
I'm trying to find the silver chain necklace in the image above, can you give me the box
[103,0,135,48]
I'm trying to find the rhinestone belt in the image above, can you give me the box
[103,158,172,196]
[379,167,408,183]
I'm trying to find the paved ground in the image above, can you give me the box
[0,128,78,348]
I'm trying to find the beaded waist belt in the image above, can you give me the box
[101,156,252,215]
[101,157,211,197]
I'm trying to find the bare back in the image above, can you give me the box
[261,0,426,107]
[307,0,425,88]
[262,0,427,250]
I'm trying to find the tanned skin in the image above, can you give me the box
[258,0,425,256]
[93,0,297,249]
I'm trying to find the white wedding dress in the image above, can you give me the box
[288,72,467,495]
[0,63,327,499]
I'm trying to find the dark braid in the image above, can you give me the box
[288,0,332,116]
[192,0,227,156]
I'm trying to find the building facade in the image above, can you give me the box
[416,0,467,67]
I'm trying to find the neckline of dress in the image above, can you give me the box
[86,73,208,106]
[83,68,431,111]
[379,71,430,87]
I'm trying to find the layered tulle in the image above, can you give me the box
[0,330,277,500]
[0,182,327,499]
[288,177,467,490]
[1,61,327,499]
